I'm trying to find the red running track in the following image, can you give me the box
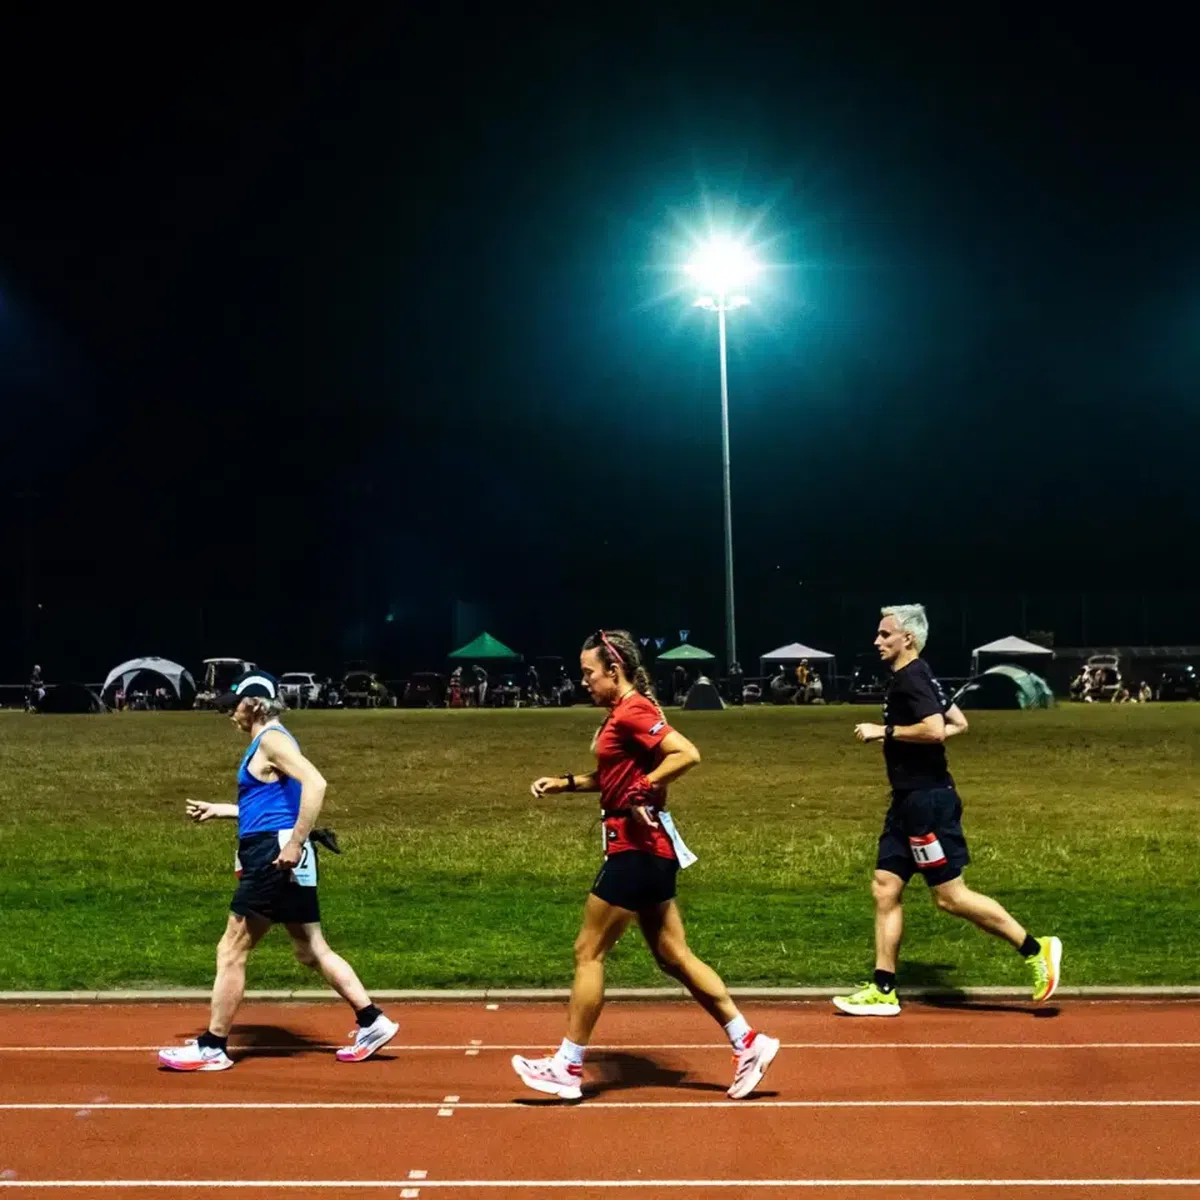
[1,1000,1199,1198]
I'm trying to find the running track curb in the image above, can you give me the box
[1,986,1199,1003]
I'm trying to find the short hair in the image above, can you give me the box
[881,603,929,652]
[242,694,288,722]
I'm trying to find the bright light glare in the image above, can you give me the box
[685,238,760,295]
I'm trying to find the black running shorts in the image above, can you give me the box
[591,850,678,911]
[876,787,970,887]
[230,831,321,925]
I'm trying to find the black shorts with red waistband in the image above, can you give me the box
[876,787,970,887]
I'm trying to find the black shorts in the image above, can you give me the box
[230,832,321,925]
[591,851,678,911]
[876,787,970,887]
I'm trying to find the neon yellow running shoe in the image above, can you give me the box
[832,981,901,1016]
[1027,936,1063,1003]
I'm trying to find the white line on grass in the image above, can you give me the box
[3,1099,1200,1111]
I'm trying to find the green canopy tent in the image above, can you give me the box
[448,632,522,661]
[656,644,716,662]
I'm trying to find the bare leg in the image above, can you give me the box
[639,900,739,1026]
[285,923,372,1011]
[931,876,1027,949]
[209,913,271,1037]
[565,894,634,1045]
[873,870,906,973]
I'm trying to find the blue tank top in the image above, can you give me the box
[237,724,302,836]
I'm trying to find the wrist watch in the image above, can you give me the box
[884,725,895,741]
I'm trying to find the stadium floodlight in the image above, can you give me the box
[686,238,760,673]
[684,238,760,296]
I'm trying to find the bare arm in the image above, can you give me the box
[943,704,969,739]
[856,713,946,743]
[530,771,599,798]
[261,731,326,856]
[642,729,701,788]
[186,800,239,822]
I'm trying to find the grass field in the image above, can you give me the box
[0,704,1196,991]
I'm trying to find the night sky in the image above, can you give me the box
[2,8,1198,681]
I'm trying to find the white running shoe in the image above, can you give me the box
[336,1014,399,1063]
[158,1039,234,1072]
[511,1053,583,1100]
[727,1031,780,1099]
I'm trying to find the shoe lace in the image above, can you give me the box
[1030,955,1048,985]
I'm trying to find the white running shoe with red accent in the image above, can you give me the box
[336,1014,399,1063]
[727,1031,780,1099]
[157,1039,234,1072]
[510,1053,583,1100]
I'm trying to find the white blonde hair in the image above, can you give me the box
[881,603,929,652]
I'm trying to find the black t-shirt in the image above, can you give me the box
[882,658,953,792]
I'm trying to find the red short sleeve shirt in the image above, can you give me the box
[594,693,677,860]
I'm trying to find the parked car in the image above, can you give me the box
[195,657,257,710]
[1156,663,1200,701]
[279,672,321,708]
[342,670,391,708]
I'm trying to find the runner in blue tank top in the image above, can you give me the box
[158,671,397,1071]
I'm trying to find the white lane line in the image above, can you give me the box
[3,1042,1199,1052]
[2,1178,1200,1189]
[2,1099,1199,1111]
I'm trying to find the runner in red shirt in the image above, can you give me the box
[511,629,780,1101]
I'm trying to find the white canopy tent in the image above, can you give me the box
[970,635,1053,676]
[102,656,197,699]
[759,642,837,682]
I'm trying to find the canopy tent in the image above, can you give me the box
[759,641,838,698]
[102,656,196,701]
[448,631,522,661]
[656,644,716,662]
[971,635,1053,676]
[952,664,1055,710]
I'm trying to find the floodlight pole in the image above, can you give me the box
[715,293,737,672]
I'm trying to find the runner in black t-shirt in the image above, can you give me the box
[833,604,1063,1016]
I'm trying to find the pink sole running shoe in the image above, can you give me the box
[157,1040,234,1072]
[511,1053,583,1100]
[728,1031,780,1099]
[336,1015,399,1063]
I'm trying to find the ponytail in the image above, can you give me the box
[632,665,655,699]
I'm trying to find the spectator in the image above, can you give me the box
[672,664,688,705]
[473,663,489,708]
[728,660,744,706]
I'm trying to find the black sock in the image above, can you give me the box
[873,969,896,993]
[355,1004,383,1028]
[197,1030,227,1052]
[1019,934,1041,958]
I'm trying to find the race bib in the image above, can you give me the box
[233,829,317,886]
[658,811,698,870]
[908,832,947,869]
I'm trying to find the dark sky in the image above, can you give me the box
[2,7,1198,679]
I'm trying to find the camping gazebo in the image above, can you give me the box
[970,635,1054,677]
[448,632,522,662]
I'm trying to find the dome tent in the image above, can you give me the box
[952,665,1055,710]
[102,656,197,706]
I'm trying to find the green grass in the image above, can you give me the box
[0,705,1196,990]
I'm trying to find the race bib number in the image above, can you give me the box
[908,832,947,869]
[233,830,317,886]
